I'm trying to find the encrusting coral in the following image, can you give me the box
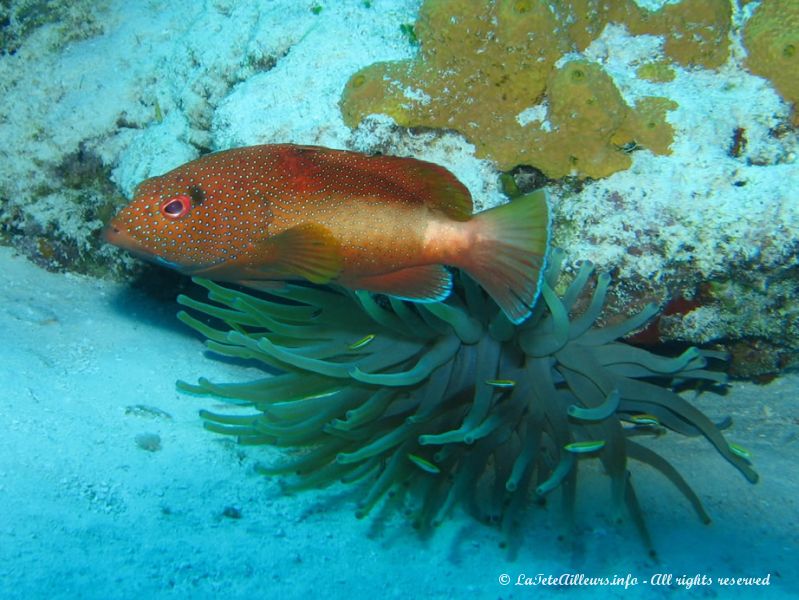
[626,0,732,69]
[340,0,732,178]
[176,246,757,556]
[743,0,799,123]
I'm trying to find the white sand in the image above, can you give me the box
[1,244,796,598]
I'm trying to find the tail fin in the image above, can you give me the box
[463,189,551,324]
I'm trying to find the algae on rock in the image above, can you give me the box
[0,0,106,54]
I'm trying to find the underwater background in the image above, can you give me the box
[0,1,797,598]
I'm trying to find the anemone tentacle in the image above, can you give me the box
[177,253,757,555]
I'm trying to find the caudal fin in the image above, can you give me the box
[464,189,551,324]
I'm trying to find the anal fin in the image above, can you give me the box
[348,265,452,302]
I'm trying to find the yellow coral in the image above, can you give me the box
[636,61,676,83]
[615,97,678,156]
[556,0,634,50]
[538,61,635,178]
[341,0,734,178]
[342,0,674,177]
[628,0,732,69]
[743,0,799,121]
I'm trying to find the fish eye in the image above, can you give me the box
[159,195,192,219]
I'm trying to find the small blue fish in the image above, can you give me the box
[629,414,660,426]
[485,379,516,388]
[728,442,752,461]
[564,440,606,454]
[407,453,441,474]
[348,334,376,350]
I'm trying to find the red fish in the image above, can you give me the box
[105,144,550,323]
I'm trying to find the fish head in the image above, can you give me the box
[104,173,214,271]
[104,161,270,275]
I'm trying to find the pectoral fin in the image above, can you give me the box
[236,279,290,293]
[258,223,343,284]
[348,265,452,302]
[180,258,232,278]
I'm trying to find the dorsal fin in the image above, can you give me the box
[385,157,473,221]
[287,146,474,221]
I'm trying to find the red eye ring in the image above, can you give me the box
[160,194,192,219]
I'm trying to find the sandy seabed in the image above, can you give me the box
[0,245,796,599]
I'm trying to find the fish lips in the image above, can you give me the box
[103,223,181,270]
[103,222,145,255]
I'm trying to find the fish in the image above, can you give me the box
[407,453,441,474]
[484,379,516,388]
[347,333,376,351]
[564,440,606,454]
[105,144,550,324]
[628,414,660,426]
[728,442,752,461]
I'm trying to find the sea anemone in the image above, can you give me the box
[176,249,757,556]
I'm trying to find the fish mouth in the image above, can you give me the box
[103,223,185,271]
[104,223,144,253]
[103,223,160,263]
